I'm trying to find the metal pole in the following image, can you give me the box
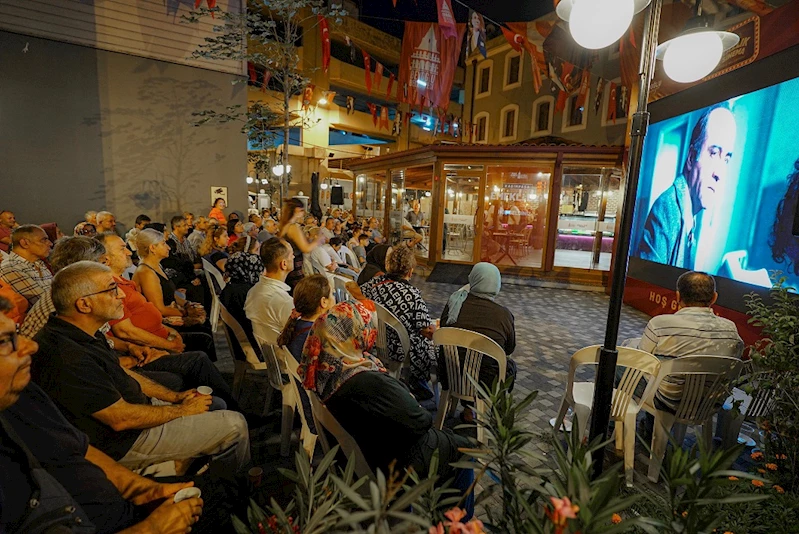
[589,0,663,478]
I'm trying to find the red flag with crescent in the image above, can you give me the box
[363,50,372,94]
[318,16,331,73]
[374,62,384,91]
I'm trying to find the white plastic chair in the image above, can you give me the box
[281,347,318,460]
[219,304,267,401]
[202,268,222,332]
[332,274,352,304]
[642,355,744,482]
[552,345,661,486]
[719,362,775,449]
[201,258,226,293]
[433,327,506,445]
[373,302,411,380]
[308,389,375,480]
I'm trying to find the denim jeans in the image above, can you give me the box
[118,399,250,475]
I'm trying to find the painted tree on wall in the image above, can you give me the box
[185,0,345,203]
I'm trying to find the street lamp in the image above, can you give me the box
[558,0,739,478]
[556,0,651,50]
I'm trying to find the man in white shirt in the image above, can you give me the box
[244,238,295,345]
[320,217,336,243]
[636,271,743,423]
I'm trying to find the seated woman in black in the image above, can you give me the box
[438,262,518,422]
[298,300,474,518]
[220,237,264,355]
[199,227,230,275]
[277,274,335,363]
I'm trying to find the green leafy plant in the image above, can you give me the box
[745,276,799,490]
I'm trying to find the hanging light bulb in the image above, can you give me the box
[246,176,254,184]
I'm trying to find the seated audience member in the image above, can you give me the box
[164,215,206,305]
[258,217,278,243]
[298,300,474,516]
[40,223,64,245]
[277,274,335,362]
[328,237,359,272]
[303,215,317,228]
[143,222,169,240]
[0,210,16,253]
[637,271,744,412]
[243,222,260,243]
[219,237,264,353]
[188,216,209,252]
[307,228,358,279]
[351,233,369,266]
[85,210,99,226]
[244,238,294,345]
[32,262,250,474]
[0,296,218,533]
[320,217,336,242]
[133,230,214,359]
[208,198,227,225]
[360,246,436,399]
[0,225,54,306]
[0,278,27,324]
[368,217,385,245]
[356,244,390,286]
[183,212,195,229]
[96,211,117,234]
[126,214,152,254]
[227,220,244,246]
[199,227,229,274]
[438,263,517,422]
[74,221,97,237]
[99,233,231,399]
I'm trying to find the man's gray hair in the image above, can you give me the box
[10,224,44,249]
[85,210,97,221]
[49,236,106,274]
[676,271,716,307]
[52,261,112,315]
[96,211,114,223]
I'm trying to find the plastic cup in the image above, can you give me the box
[248,466,264,488]
[173,487,202,503]
[197,386,213,396]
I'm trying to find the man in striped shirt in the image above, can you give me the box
[638,271,744,413]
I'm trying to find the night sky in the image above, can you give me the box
[360,0,556,38]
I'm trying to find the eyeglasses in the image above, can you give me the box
[0,326,19,357]
[81,283,122,299]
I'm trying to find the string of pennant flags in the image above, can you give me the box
[247,2,633,142]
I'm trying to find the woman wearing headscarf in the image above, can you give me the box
[356,244,391,286]
[220,237,264,358]
[298,300,474,517]
[438,262,517,422]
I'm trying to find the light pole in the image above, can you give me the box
[556,0,740,477]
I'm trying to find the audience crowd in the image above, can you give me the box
[0,198,746,532]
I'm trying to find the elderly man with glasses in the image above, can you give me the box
[31,261,250,476]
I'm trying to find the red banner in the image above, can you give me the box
[607,82,617,121]
[399,22,466,111]
[363,50,372,94]
[386,72,395,99]
[379,106,390,130]
[318,16,331,73]
[436,0,457,40]
[367,102,377,126]
[374,62,384,91]
[575,68,591,109]
[501,23,527,54]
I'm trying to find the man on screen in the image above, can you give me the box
[637,104,737,269]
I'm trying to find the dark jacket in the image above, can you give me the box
[636,174,696,269]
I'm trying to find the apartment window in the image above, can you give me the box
[561,89,590,133]
[474,113,489,143]
[533,96,554,135]
[504,52,521,89]
[500,105,518,142]
[476,61,493,98]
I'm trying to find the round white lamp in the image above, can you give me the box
[557,0,651,50]
[656,28,738,83]
[272,163,292,175]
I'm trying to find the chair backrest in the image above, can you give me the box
[307,389,374,480]
[201,258,226,293]
[651,355,744,424]
[219,303,264,368]
[343,247,360,270]
[433,327,506,399]
[737,361,777,419]
[332,275,352,304]
[202,269,222,331]
[373,302,411,378]
[253,333,289,391]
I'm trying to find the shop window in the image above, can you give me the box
[442,164,483,263]
[476,61,493,98]
[482,165,552,269]
[561,90,589,133]
[356,172,385,222]
[532,96,554,136]
[601,78,629,126]
[391,166,433,260]
[553,167,621,271]
[504,52,521,89]
[500,105,518,142]
[474,113,489,144]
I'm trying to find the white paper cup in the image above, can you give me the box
[173,487,202,503]
[197,386,213,396]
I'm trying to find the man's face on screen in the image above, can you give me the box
[686,107,737,213]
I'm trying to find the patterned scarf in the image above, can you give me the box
[298,300,385,401]
[226,251,263,286]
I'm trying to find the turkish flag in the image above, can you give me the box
[367,102,378,126]
[363,50,372,93]
[399,23,466,111]
[436,0,458,40]
[575,68,591,109]
[318,16,331,73]
[374,62,384,91]
[379,107,390,130]
[386,72,395,99]
[501,24,528,54]
[607,82,618,121]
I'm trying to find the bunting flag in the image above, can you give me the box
[607,82,618,122]
[555,62,575,113]
[379,106,390,130]
[436,0,458,40]
[321,90,336,104]
[529,44,544,94]
[302,84,315,111]
[374,63,384,91]
[386,72,395,99]
[346,96,355,115]
[248,62,257,84]
[619,85,629,116]
[261,70,272,92]
[363,50,372,94]
[575,68,591,109]
[594,78,605,115]
[367,102,378,125]
[466,10,487,59]
[319,16,331,73]
[501,23,528,55]
[398,23,466,111]
[345,36,357,62]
